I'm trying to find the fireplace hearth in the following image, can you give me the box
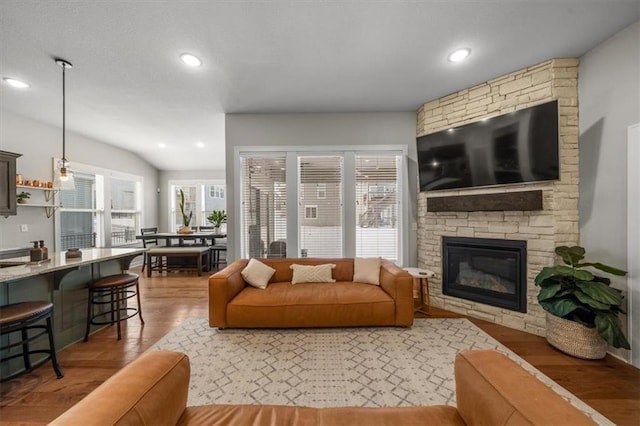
[442,237,527,312]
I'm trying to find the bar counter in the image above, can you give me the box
[0,248,145,379]
[0,248,145,285]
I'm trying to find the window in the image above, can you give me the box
[169,181,226,230]
[305,205,318,219]
[204,183,227,228]
[238,147,406,263]
[58,165,142,249]
[298,156,343,258]
[59,172,100,250]
[355,154,401,262]
[239,156,287,258]
[110,177,141,245]
[171,185,197,231]
[316,183,326,199]
[237,148,405,264]
[209,185,225,199]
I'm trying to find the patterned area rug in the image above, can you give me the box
[151,317,611,425]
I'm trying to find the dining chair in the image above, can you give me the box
[210,237,227,270]
[198,226,214,246]
[140,227,159,272]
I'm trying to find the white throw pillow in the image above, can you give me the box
[241,258,276,289]
[353,257,382,285]
[290,264,336,284]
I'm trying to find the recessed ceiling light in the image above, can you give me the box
[196,142,205,148]
[180,53,202,67]
[447,48,471,63]
[3,77,30,88]
[158,143,167,149]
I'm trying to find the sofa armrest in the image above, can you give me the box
[455,350,596,425]
[379,260,414,326]
[209,258,250,328]
[50,351,190,426]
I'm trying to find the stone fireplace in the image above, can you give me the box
[416,59,580,336]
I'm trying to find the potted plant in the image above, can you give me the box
[207,210,226,233]
[535,245,630,359]
[17,191,31,204]
[177,189,193,234]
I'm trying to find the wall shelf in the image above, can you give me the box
[16,185,60,218]
[17,203,59,218]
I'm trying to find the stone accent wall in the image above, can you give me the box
[416,59,579,336]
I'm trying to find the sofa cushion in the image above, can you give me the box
[179,404,464,426]
[318,405,465,425]
[290,263,336,284]
[231,282,390,307]
[241,258,276,289]
[227,282,396,328]
[353,257,381,285]
[179,405,317,426]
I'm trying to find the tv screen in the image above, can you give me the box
[417,100,559,191]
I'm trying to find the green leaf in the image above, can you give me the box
[573,290,611,310]
[535,265,575,285]
[576,262,627,276]
[538,283,562,301]
[572,269,593,281]
[539,298,580,317]
[555,246,585,266]
[595,312,631,349]
[576,281,623,306]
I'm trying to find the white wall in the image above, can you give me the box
[0,110,159,251]
[225,112,417,264]
[579,21,640,362]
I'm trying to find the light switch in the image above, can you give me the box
[20,224,28,232]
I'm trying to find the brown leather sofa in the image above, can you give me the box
[50,349,596,425]
[209,258,414,328]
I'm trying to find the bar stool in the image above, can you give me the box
[0,301,64,381]
[84,273,144,341]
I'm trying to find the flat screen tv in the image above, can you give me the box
[417,100,559,191]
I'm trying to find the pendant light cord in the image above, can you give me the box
[55,58,72,171]
[62,63,66,162]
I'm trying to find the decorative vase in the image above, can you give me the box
[213,226,221,234]
[17,198,27,204]
[545,313,607,359]
[177,225,193,234]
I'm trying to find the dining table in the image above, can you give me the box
[135,231,226,247]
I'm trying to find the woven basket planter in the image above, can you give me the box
[545,313,607,359]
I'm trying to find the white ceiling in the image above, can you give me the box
[1,1,638,171]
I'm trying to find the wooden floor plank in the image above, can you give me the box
[0,269,638,425]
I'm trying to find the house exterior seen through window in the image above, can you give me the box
[304,205,318,219]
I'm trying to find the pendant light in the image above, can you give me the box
[55,58,72,181]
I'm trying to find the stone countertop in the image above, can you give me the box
[0,248,146,284]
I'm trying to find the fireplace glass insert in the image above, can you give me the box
[442,237,527,312]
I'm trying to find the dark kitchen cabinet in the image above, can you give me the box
[0,150,22,216]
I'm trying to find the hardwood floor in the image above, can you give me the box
[1,270,638,425]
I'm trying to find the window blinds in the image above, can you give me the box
[298,155,343,258]
[240,155,287,258]
[355,154,400,262]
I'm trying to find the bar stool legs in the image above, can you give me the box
[0,301,64,381]
[84,273,144,342]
